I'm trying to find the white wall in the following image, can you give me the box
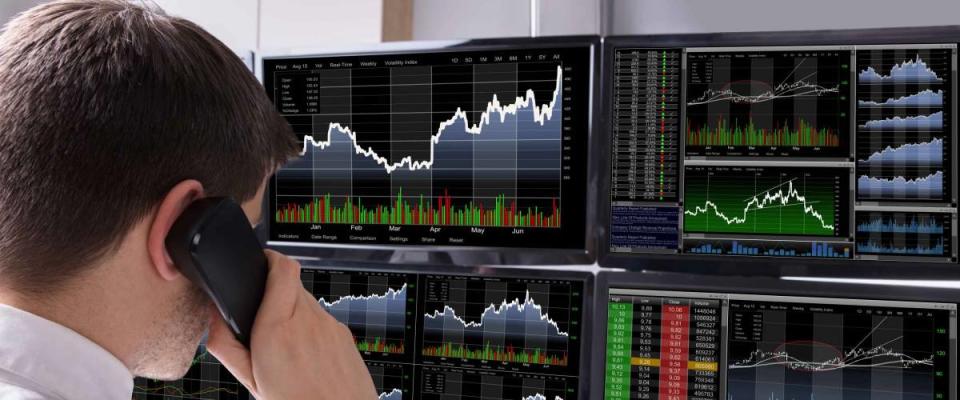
[412,0,530,40]
[3,0,600,53]
[610,0,960,35]
[0,0,46,27]
[155,0,383,53]
[152,0,258,52]
[411,0,601,40]
[538,0,600,36]
[259,0,382,51]
[1,1,260,53]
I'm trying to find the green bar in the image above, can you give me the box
[605,300,633,400]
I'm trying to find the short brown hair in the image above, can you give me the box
[0,0,297,294]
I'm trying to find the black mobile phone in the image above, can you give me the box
[165,197,267,347]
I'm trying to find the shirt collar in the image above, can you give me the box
[0,304,133,400]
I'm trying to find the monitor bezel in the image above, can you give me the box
[589,269,960,400]
[291,258,596,400]
[596,26,960,278]
[256,36,602,266]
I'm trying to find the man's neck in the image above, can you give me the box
[0,265,141,371]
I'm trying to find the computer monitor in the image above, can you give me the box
[593,271,959,400]
[299,261,592,400]
[134,264,591,400]
[599,27,960,276]
[257,36,600,265]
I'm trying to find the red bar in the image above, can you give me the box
[446,191,453,225]
[659,303,690,400]
[437,195,443,225]
[552,199,558,225]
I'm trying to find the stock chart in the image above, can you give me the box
[367,361,413,400]
[264,46,591,248]
[727,298,952,400]
[609,43,957,262]
[683,166,848,237]
[417,274,582,375]
[301,269,416,362]
[417,366,577,400]
[604,289,957,400]
[855,211,952,258]
[856,48,953,202]
[685,49,851,159]
[296,268,585,400]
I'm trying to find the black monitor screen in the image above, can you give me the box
[603,288,957,400]
[608,44,958,263]
[262,43,593,250]
[134,267,587,400]
[301,267,586,400]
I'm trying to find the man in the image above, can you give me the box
[0,0,376,399]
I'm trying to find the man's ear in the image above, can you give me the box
[146,179,205,281]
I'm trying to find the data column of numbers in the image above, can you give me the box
[606,295,722,400]
[606,299,634,400]
[610,49,681,203]
[688,300,720,400]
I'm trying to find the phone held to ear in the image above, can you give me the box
[165,197,268,348]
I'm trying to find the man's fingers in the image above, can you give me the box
[210,250,300,397]
[205,306,257,395]
[255,250,302,327]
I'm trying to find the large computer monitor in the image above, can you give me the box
[258,37,600,265]
[599,27,960,277]
[135,264,592,400]
[299,262,592,400]
[592,271,959,400]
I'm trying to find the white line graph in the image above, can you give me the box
[859,54,945,84]
[317,283,407,309]
[423,290,569,337]
[378,388,402,400]
[297,65,562,174]
[730,317,934,372]
[522,394,564,400]
[683,178,835,231]
[687,59,839,106]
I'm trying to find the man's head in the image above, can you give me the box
[0,0,297,378]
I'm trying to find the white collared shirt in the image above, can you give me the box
[0,304,133,400]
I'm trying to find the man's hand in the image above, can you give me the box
[207,250,376,399]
